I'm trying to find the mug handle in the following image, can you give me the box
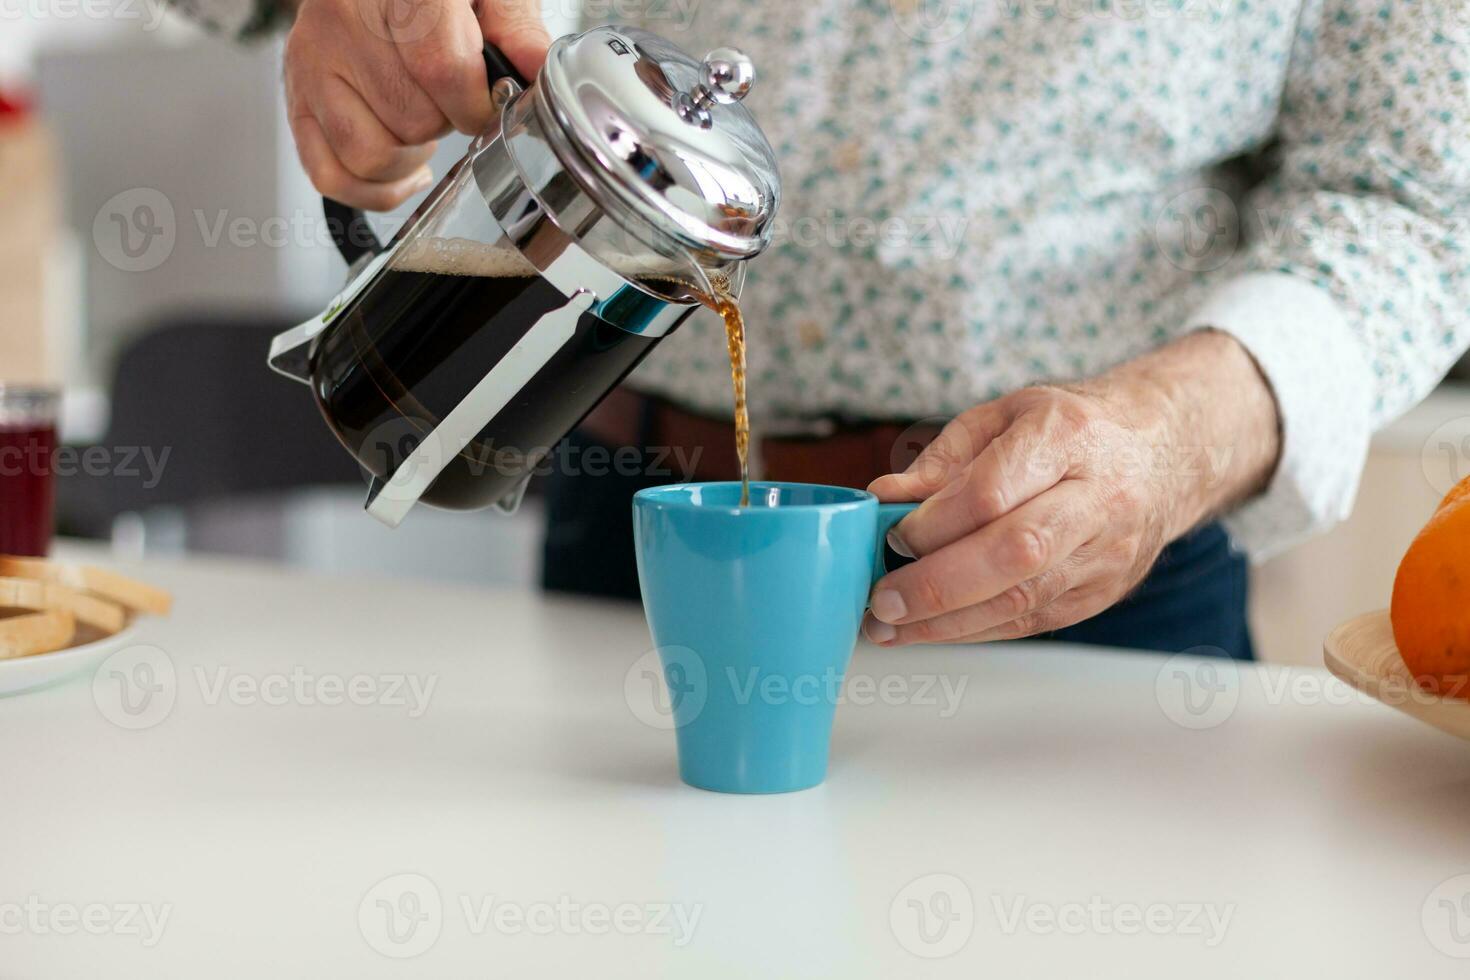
[871,503,920,588]
[323,43,529,267]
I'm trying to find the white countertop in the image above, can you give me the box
[3,549,1469,977]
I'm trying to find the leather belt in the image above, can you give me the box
[578,387,945,490]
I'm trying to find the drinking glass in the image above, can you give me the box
[0,385,59,556]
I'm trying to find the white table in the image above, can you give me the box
[3,550,1469,978]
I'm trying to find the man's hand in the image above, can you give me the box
[863,330,1281,645]
[284,0,550,210]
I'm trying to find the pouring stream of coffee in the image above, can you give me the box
[688,276,750,508]
[671,258,751,508]
[716,286,750,509]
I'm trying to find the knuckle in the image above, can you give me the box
[997,580,1036,619]
[989,615,1033,641]
[308,166,348,200]
[1009,386,1050,411]
[967,478,1009,524]
[1002,526,1049,578]
[1007,611,1053,639]
[1052,396,1096,439]
[404,46,446,85]
[282,46,316,101]
[399,112,444,146]
[331,129,398,179]
[316,105,360,156]
[283,29,304,67]
[1022,387,1091,440]
[403,41,460,93]
[1109,486,1149,527]
[914,446,963,492]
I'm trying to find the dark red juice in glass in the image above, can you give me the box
[0,387,59,556]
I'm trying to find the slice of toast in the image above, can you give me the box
[0,609,77,660]
[0,577,127,634]
[0,556,171,616]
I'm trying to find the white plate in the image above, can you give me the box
[0,623,141,698]
[1323,609,1470,742]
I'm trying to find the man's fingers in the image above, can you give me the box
[313,75,439,182]
[869,478,1103,625]
[395,0,496,135]
[887,419,1070,558]
[476,0,552,80]
[863,556,1078,646]
[955,589,1111,643]
[869,406,1010,504]
[290,112,434,211]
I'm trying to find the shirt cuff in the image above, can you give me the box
[1182,272,1373,562]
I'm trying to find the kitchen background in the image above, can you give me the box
[5,6,1468,665]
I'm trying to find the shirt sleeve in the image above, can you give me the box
[1182,0,1470,561]
[168,0,290,40]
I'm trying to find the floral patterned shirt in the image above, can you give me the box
[187,0,1470,557]
[619,0,1470,559]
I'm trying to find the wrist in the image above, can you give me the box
[1089,329,1282,541]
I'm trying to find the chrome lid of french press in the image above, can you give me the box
[534,27,780,264]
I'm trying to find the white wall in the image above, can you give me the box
[20,1,583,403]
[1,2,201,88]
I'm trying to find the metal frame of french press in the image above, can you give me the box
[267,32,753,528]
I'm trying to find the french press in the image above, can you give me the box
[267,26,779,527]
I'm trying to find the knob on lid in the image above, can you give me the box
[538,26,781,262]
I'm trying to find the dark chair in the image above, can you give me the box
[57,314,362,537]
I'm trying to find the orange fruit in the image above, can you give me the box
[1440,473,1470,512]
[1391,475,1470,699]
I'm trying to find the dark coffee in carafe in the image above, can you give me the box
[310,237,666,510]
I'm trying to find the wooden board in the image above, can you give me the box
[1324,609,1470,742]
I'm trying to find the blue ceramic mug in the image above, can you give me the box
[632,482,917,793]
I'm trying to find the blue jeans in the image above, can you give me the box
[540,429,1255,661]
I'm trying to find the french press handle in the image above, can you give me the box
[323,43,528,267]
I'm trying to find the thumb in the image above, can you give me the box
[475,0,552,80]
